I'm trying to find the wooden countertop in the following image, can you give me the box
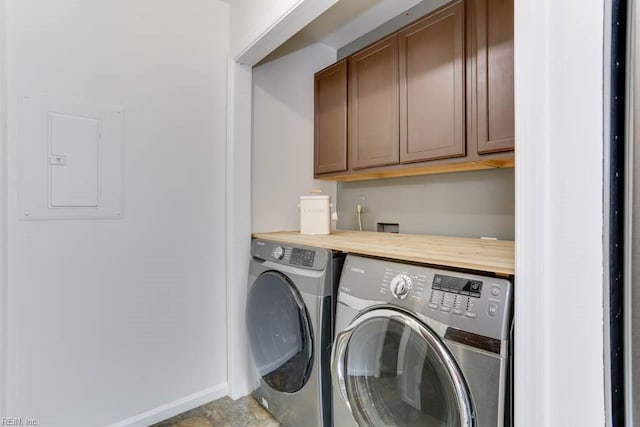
[251,230,515,276]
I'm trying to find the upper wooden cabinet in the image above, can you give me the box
[313,0,515,181]
[348,34,400,170]
[469,0,515,154]
[314,60,348,174]
[399,0,465,163]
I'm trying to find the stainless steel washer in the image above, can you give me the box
[332,255,513,427]
[246,239,344,427]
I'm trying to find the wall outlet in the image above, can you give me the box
[357,195,366,212]
[377,222,399,233]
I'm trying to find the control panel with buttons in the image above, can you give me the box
[266,245,318,268]
[337,254,513,341]
[423,272,509,338]
[290,248,316,267]
[375,267,508,325]
[252,239,328,271]
[432,274,483,297]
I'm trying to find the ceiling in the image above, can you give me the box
[258,0,444,64]
[299,0,424,49]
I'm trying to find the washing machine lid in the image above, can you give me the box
[333,308,474,427]
[246,271,314,393]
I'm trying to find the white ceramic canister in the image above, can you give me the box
[299,195,332,235]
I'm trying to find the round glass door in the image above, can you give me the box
[336,309,473,427]
[246,271,313,393]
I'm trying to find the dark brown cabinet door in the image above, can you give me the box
[399,0,466,163]
[471,0,514,154]
[349,34,400,170]
[314,60,348,175]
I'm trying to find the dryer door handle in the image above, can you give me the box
[331,329,351,404]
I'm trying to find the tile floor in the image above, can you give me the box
[152,395,280,427]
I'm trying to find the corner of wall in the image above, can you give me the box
[226,58,253,399]
[107,384,229,427]
[231,0,338,66]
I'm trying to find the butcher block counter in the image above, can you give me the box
[251,230,514,276]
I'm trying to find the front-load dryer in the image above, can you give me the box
[246,239,344,427]
[332,255,513,427]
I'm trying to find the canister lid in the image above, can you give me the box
[300,195,330,200]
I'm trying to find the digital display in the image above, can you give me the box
[290,248,315,267]
[432,274,482,298]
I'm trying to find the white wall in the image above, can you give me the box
[0,0,7,418]
[5,1,229,426]
[252,43,337,233]
[514,0,605,426]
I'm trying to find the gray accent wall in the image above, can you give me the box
[336,168,515,240]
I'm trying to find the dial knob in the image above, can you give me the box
[273,246,285,260]
[390,274,412,299]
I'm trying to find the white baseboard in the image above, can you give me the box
[108,383,229,427]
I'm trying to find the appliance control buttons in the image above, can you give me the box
[428,303,438,310]
[440,307,451,313]
[273,246,285,260]
[488,303,498,318]
[453,309,463,315]
[491,286,501,297]
[390,274,412,299]
[465,312,477,319]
